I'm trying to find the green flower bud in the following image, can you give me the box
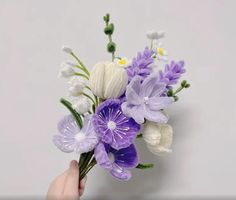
[103,13,110,23]
[181,80,187,87]
[173,96,179,101]
[107,42,116,53]
[185,83,191,88]
[167,89,173,97]
[104,23,114,35]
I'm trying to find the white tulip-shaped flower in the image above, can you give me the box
[68,77,86,96]
[146,30,165,40]
[58,63,75,78]
[72,96,91,114]
[143,121,173,156]
[62,45,73,54]
[89,62,128,99]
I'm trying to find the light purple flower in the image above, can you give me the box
[121,74,173,124]
[53,115,99,154]
[126,47,154,82]
[92,99,140,150]
[159,60,186,88]
[95,142,138,181]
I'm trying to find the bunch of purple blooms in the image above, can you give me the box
[54,14,190,182]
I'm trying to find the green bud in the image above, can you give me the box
[181,80,187,87]
[167,89,173,97]
[185,83,191,88]
[174,96,179,101]
[104,23,114,35]
[103,13,110,23]
[107,42,116,53]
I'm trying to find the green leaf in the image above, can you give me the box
[136,163,154,169]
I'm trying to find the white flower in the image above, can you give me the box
[72,96,91,114]
[142,121,173,156]
[146,30,165,40]
[153,41,168,61]
[68,77,86,96]
[62,45,73,54]
[115,57,130,68]
[58,63,75,78]
[89,61,128,99]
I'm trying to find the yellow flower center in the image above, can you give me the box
[118,59,127,66]
[157,47,164,56]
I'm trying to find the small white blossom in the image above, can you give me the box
[153,41,168,61]
[115,57,130,68]
[62,45,73,54]
[143,121,173,156]
[146,30,165,40]
[58,63,75,78]
[68,77,86,96]
[72,96,91,114]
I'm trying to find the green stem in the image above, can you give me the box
[82,93,96,105]
[108,34,115,61]
[136,133,143,138]
[173,86,184,95]
[80,158,97,180]
[136,163,154,169]
[74,72,89,80]
[60,98,83,128]
[70,52,90,76]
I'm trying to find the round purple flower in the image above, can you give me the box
[95,142,138,181]
[53,115,99,154]
[92,99,140,150]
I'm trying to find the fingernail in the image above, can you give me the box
[70,160,78,168]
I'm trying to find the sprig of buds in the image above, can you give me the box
[167,80,191,101]
[103,13,116,61]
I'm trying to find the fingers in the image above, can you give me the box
[79,176,87,197]
[63,160,80,199]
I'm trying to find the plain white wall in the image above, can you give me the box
[0,0,236,199]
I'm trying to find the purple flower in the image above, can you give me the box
[92,99,140,150]
[127,47,154,82]
[53,115,99,154]
[159,60,186,88]
[95,142,138,181]
[121,74,173,124]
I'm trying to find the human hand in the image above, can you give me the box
[47,160,87,200]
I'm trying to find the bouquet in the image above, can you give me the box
[54,14,190,182]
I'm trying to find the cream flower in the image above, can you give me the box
[89,61,128,99]
[153,41,168,62]
[72,96,91,114]
[68,77,86,97]
[58,63,75,78]
[142,121,173,156]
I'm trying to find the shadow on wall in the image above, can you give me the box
[90,106,193,200]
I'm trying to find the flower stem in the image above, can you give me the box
[70,52,90,76]
[74,72,89,80]
[136,163,154,169]
[82,93,96,106]
[136,133,143,138]
[60,98,83,128]
[80,157,97,180]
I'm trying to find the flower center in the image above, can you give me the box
[118,59,127,66]
[143,96,149,105]
[157,47,164,56]
[107,121,117,130]
[75,131,85,142]
[108,153,115,162]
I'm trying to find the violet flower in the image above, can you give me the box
[95,142,138,181]
[126,47,154,82]
[92,99,140,150]
[53,115,99,154]
[121,74,173,124]
[159,60,186,88]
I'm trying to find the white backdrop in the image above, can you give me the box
[0,0,236,199]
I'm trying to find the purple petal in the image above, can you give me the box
[95,142,113,170]
[110,163,132,181]
[140,73,159,97]
[144,107,169,123]
[148,96,173,110]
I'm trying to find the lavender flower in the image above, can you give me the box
[92,99,140,150]
[53,115,99,154]
[159,60,186,88]
[121,74,173,124]
[95,142,138,181]
[126,47,154,82]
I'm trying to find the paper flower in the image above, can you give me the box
[159,60,186,88]
[68,77,86,96]
[62,45,73,54]
[58,63,75,78]
[146,30,165,40]
[89,62,128,99]
[53,115,99,154]
[143,121,173,155]
[126,47,155,82]
[95,142,138,181]
[93,99,140,150]
[72,96,91,114]
[153,41,168,61]
[121,74,173,124]
[115,57,130,68]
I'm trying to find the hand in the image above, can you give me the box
[47,160,87,200]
